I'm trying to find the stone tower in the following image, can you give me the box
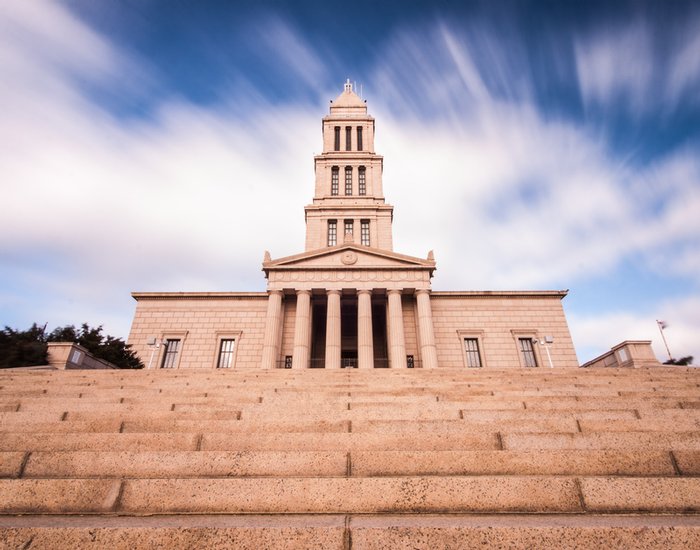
[261,81,438,370]
[304,79,394,251]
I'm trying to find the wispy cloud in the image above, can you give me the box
[1,2,698,364]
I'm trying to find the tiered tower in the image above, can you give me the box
[304,79,394,251]
[261,81,438,370]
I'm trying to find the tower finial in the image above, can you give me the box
[344,78,352,93]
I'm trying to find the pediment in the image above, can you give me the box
[263,245,434,272]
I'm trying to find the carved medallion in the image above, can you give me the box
[341,251,358,265]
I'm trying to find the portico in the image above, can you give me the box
[261,245,437,369]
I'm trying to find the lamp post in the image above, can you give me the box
[535,337,554,368]
[656,320,673,362]
[147,339,164,370]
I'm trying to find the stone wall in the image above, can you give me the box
[46,342,115,370]
[430,292,579,368]
[128,293,269,370]
[581,340,661,369]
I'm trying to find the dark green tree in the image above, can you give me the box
[663,356,694,366]
[0,324,48,369]
[1,323,143,369]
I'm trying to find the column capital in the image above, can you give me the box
[357,289,372,296]
[388,289,403,296]
[416,289,431,296]
[268,289,283,296]
[296,289,312,297]
[326,289,341,296]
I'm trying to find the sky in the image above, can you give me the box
[1,0,699,364]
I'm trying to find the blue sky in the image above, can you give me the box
[1,0,699,363]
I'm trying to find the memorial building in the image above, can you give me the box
[127,81,580,370]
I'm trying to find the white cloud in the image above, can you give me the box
[574,20,654,112]
[570,295,700,365]
[1,2,698,367]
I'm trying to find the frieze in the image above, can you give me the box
[268,269,430,289]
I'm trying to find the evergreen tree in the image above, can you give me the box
[1,323,143,369]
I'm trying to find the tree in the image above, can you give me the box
[0,324,48,369]
[1,323,143,369]
[663,356,695,366]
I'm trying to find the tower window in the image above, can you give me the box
[345,126,351,151]
[334,126,340,151]
[358,166,366,195]
[161,339,181,369]
[328,220,337,246]
[345,166,352,195]
[331,166,339,196]
[519,338,538,367]
[344,219,353,237]
[464,338,482,368]
[217,339,236,369]
[361,220,370,246]
[357,126,363,151]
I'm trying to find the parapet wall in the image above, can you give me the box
[581,340,661,369]
[46,342,116,370]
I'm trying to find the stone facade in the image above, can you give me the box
[128,82,579,370]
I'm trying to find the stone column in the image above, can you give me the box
[357,289,374,369]
[416,289,438,369]
[325,289,341,369]
[260,290,283,369]
[292,290,312,369]
[387,289,406,368]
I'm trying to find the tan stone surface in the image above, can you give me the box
[502,432,700,451]
[2,366,700,547]
[674,451,700,475]
[0,452,24,478]
[350,515,700,550]
[201,432,499,451]
[350,450,675,476]
[580,477,700,512]
[119,476,581,514]
[0,479,120,513]
[24,451,347,478]
[0,433,199,452]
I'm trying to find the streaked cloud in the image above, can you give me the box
[1,1,698,364]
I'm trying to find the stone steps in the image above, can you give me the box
[1,366,699,547]
[1,449,686,478]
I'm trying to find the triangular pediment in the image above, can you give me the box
[263,245,434,272]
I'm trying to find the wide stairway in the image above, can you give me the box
[1,367,699,548]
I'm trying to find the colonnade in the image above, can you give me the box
[260,288,438,369]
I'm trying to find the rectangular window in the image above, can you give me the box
[361,220,370,246]
[345,166,352,195]
[357,126,363,151]
[406,355,414,368]
[217,339,236,369]
[334,126,340,151]
[328,220,337,246]
[284,355,292,369]
[345,126,351,151]
[161,339,180,369]
[344,219,353,237]
[331,166,339,195]
[358,166,366,195]
[464,338,482,368]
[519,338,537,367]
